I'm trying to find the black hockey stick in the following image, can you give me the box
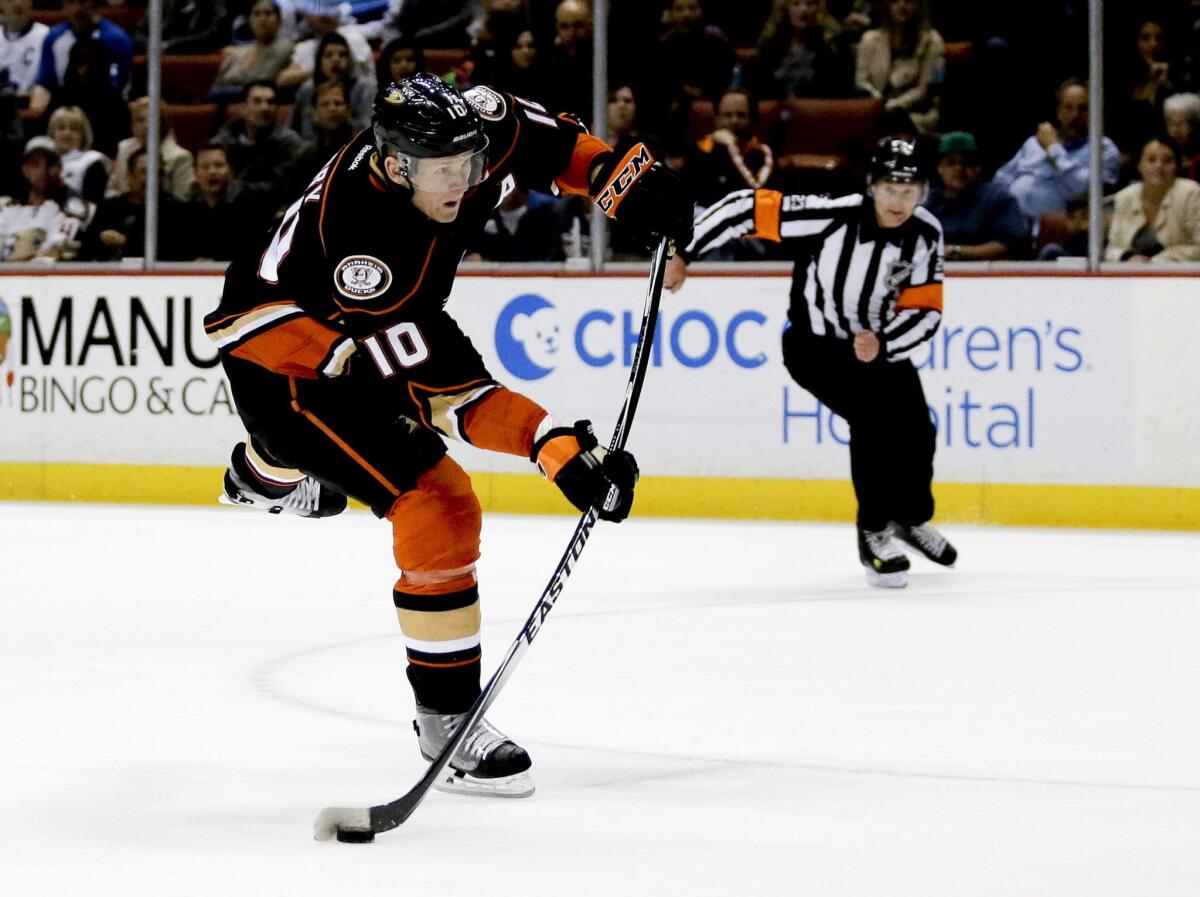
[314,237,671,842]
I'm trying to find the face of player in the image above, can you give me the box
[248,0,281,43]
[319,42,350,81]
[386,151,480,223]
[872,180,924,228]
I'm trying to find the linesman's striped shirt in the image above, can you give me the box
[682,189,944,361]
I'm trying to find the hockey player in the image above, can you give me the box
[665,136,957,588]
[205,73,693,796]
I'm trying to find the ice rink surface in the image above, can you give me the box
[2,502,1198,896]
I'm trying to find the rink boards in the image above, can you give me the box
[0,270,1196,529]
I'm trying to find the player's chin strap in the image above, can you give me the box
[313,236,672,843]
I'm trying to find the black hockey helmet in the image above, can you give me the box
[373,73,490,191]
[868,136,926,186]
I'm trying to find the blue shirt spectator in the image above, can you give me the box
[994,79,1120,219]
[30,0,132,119]
[926,131,1029,260]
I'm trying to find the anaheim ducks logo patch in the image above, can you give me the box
[463,86,506,121]
[335,255,392,300]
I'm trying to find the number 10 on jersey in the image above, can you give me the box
[361,322,431,377]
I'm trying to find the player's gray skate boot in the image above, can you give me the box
[858,527,910,588]
[891,521,958,566]
[414,706,534,798]
[219,442,346,518]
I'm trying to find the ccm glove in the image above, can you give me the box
[592,143,694,248]
[532,420,639,522]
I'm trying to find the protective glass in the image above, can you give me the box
[402,146,489,192]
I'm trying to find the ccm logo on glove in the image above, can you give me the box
[595,144,654,218]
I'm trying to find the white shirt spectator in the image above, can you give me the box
[290,25,375,86]
[0,19,49,95]
[59,147,110,200]
[0,198,72,261]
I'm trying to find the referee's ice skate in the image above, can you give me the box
[858,527,910,588]
[891,521,958,566]
[415,706,534,798]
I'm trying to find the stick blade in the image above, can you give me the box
[313,806,371,841]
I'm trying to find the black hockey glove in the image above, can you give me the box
[532,420,639,522]
[592,143,694,249]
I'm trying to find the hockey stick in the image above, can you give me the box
[314,237,671,842]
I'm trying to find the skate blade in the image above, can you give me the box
[218,491,284,513]
[864,568,908,589]
[432,768,535,799]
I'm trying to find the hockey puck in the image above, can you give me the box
[336,828,375,843]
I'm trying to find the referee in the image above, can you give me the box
[665,137,957,588]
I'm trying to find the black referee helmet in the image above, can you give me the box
[868,136,926,186]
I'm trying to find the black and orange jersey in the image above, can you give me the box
[203,86,612,381]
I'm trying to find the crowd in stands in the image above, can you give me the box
[0,0,1198,264]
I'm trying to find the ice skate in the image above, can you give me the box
[414,706,534,798]
[891,521,957,566]
[219,442,346,518]
[858,527,910,588]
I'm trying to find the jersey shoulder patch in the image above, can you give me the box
[464,86,507,122]
[335,255,392,300]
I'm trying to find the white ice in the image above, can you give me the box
[1,502,1198,896]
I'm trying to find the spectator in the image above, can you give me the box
[489,28,547,104]
[1164,92,1200,181]
[1105,136,1200,262]
[0,137,85,261]
[375,37,424,88]
[213,80,304,205]
[546,0,592,119]
[1036,194,1093,261]
[291,32,372,138]
[1113,17,1179,152]
[81,146,181,261]
[277,0,374,91]
[107,96,195,202]
[684,87,776,208]
[0,0,50,98]
[468,0,530,87]
[994,79,1121,220]
[855,0,944,136]
[282,79,358,193]
[133,0,230,54]
[44,38,131,157]
[755,0,854,99]
[384,0,477,47]
[28,0,133,120]
[656,0,736,104]
[230,0,302,43]
[924,131,1028,261]
[606,84,659,158]
[211,0,295,98]
[46,105,109,205]
[468,183,565,261]
[175,144,270,261]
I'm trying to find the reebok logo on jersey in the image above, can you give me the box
[348,144,373,171]
[335,256,392,300]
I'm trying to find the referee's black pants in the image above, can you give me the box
[783,327,936,532]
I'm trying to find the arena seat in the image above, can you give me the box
[943,41,973,72]
[164,103,220,153]
[131,53,225,103]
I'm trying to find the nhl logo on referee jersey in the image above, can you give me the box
[335,255,392,300]
[463,86,506,121]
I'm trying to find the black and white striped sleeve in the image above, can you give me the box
[882,208,944,361]
[681,189,861,261]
